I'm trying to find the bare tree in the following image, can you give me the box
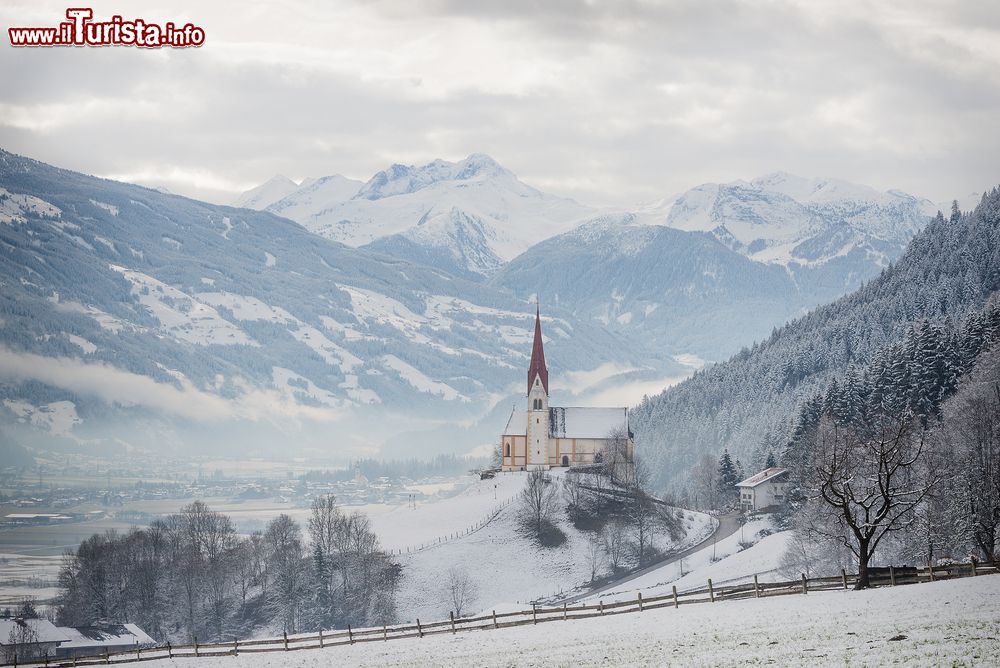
[602,519,629,574]
[939,348,1000,564]
[265,514,307,633]
[627,459,656,566]
[444,566,479,617]
[519,469,557,537]
[601,426,633,486]
[585,532,604,583]
[810,414,938,588]
[690,454,718,510]
[3,619,40,662]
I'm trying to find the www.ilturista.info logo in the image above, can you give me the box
[8,8,205,48]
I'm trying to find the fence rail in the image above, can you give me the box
[4,560,995,667]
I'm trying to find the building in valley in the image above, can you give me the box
[500,307,633,470]
[736,467,789,512]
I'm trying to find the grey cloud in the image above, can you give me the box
[1,0,997,206]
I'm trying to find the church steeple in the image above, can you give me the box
[527,302,549,396]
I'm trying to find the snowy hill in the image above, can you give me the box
[261,154,596,277]
[381,470,715,622]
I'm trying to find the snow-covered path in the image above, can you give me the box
[140,575,1000,667]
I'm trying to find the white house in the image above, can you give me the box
[0,618,70,661]
[56,623,156,659]
[736,467,789,511]
[500,306,634,470]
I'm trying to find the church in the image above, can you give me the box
[500,307,634,471]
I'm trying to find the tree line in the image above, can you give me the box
[55,497,400,643]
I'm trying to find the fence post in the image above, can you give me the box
[283,631,288,650]
[532,604,537,624]
[319,628,324,649]
[233,637,239,655]
[753,574,760,598]
[801,573,808,594]
[841,569,848,590]
[168,642,173,659]
[927,560,935,582]
[599,599,604,615]
[348,625,354,644]
[450,611,456,634]
[890,565,896,586]
[672,585,679,608]
[493,610,498,629]
[708,578,714,602]
[194,637,199,658]
[105,649,110,664]
[638,591,644,612]
[383,624,388,642]
[137,644,141,661]
[563,603,568,620]
[417,619,423,638]
[971,557,978,576]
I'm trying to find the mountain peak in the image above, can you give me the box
[354,154,513,201]
[233,174,300,210]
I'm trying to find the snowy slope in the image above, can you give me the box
[264,174,364,220]
[137,576,1000,667]
[387,470,714,623]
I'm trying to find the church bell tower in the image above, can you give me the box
[526,303,550,469]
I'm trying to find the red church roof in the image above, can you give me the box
[527,305,549,395]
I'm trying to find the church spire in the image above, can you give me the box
[527,301,548,396]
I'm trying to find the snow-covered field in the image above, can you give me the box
[389,470,715,622]
[371,472,525,552]
[140,575,1000,667]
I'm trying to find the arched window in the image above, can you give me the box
[504,443,510,458]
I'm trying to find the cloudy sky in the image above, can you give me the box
[1,0,998,206]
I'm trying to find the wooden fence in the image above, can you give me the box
[4,560,995,667]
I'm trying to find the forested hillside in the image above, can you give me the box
[633,189,1000,493]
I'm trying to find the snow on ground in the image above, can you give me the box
[112,266,255,346]
[380,355,463,400]
[141,575,1000,667]
[0,552,63,608]
[588,519,785,603]
[0,187,62,223]
[65,333,97,354]
[372,473,526,554]
[196,292,296,324]
[386,471,714,623]
[2,399,81,436]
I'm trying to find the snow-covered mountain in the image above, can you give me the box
[247,154,596,277]
[491,214,803,358]
[264,173,364,221]
[0,150,678,460]
[232,174,300,210]
[640,172,933,271]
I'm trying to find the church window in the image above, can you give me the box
[536,418,539,424]
[504,443,510,458]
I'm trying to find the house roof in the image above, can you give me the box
[503,406,629,440]
[58,624,155,649]
[0,618,71,645]
[736,467,789,488]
